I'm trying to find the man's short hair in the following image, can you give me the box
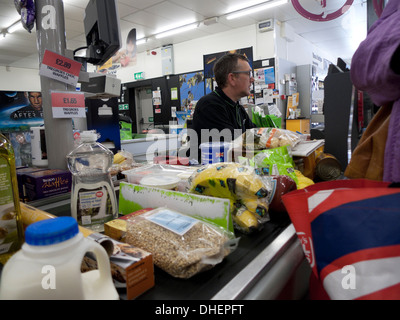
[213,53,249,88]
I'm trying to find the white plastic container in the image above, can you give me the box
[199,142,231,165]
[30,126,48,167]
[66,131,118,233]
[139,175,181,190]
[0,217,119,300]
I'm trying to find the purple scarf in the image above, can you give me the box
[350,0,400,182]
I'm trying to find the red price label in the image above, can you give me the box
[40,50,82,86]
[51,91,86,118]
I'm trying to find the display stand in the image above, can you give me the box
[35,0,75,170]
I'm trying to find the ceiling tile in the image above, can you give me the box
[117,3,140,19]
[144,2,203,23]
[122,10,171,30]
[119,0,164,10]
[168,0,228,17]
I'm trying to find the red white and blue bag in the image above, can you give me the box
[282,179,400,300]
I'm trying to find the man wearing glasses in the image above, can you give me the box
[192,53,256,150]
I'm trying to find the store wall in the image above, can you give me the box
[275,21,336,69]
[114,24,272,83]
[0,66,41,92]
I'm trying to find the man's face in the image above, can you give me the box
[232,59,254,98]
[28,92,42,111]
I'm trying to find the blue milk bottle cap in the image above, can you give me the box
[25,217,79,246]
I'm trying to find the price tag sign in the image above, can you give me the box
[51,91,86,118]
[40,50,82,86]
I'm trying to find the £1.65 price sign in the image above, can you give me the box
[51,91,86,118]
[40,50,82,86]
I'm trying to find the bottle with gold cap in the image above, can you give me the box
[0,133,24,265]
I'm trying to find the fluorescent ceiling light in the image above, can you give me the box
[226,0,288,20]
[155,23,199,39]
[7,20,23,33]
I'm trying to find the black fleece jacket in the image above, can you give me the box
[191,87,256,144]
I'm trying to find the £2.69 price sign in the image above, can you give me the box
[40,50,82,86]
[51,91,86,118]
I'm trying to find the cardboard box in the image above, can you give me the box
[16,167,47,200]
[23,169,72,201]
[104,219,127,242]
[104,208,153,242]
[82,233,154,300]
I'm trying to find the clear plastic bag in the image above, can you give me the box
[125,207,238,279]
[236,128,302,150]
[122,164,196,186]
[188,162,273,233]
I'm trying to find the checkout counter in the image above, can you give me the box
[1,134,316,300]
[22,191,311,300]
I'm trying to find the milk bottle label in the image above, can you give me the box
[0,159,18,254]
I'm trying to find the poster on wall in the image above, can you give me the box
[203,47,254,95]
[0,91,45,166]
[97,28,138,74]
[0,91,44,132]
[179,71,205,112]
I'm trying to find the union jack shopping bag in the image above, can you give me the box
[282,179,400,300]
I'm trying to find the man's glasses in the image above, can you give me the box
[232,70,253,78]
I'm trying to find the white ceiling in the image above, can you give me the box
[0,0,368,70]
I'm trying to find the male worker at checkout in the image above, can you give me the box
[191,53,256,154]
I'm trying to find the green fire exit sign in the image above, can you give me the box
[134,72,145,80]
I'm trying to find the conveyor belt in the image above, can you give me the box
[133,214,309,300]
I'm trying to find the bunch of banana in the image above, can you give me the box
[113,152,127,164]
[232,208,259,234]
[188,163,271,233]
[189,163,268,200]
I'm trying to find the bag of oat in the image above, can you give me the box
[125,207,238,279]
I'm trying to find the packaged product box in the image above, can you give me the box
[16,167,47,200]
[82,233,154,300]
[23,169,72,201]
[104,208,153,242]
